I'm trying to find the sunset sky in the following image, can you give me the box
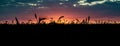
[0,0,120,23]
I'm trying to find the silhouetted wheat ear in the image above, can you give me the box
[84,16,91,24]
[34,13,37,19]
[88,16,90,21]
[34,13,38,24]
[5,21,8,24]
[15,17,19,25]
[81,19,87,24]
[75,19,80,24]
[58,16,64,20]
[50,18,54,22]
[38,17,46,24]
[28,19,32,24]
[57,16,64,23]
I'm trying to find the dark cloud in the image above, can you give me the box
[0,0,120,21]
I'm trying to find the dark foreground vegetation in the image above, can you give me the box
[0,14,120,40]
[0,24,120,40]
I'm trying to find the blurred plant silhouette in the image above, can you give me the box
[5,21,8,24]
[15,17,20,25]
[0,14,119,25]
[28,19,32,24]
[38,17,46,24]
[12,20,14,24]
[34,13,37,19]
[57,16,64,23]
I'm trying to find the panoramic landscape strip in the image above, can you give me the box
[0,14,120,25]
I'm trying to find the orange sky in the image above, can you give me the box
[0,7,120,24]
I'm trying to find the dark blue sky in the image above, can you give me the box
[0,0,120,22]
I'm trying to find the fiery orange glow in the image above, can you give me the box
[0,7,120,24]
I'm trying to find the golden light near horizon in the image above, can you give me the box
[0,13,120,25]
[0,12,120,25]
